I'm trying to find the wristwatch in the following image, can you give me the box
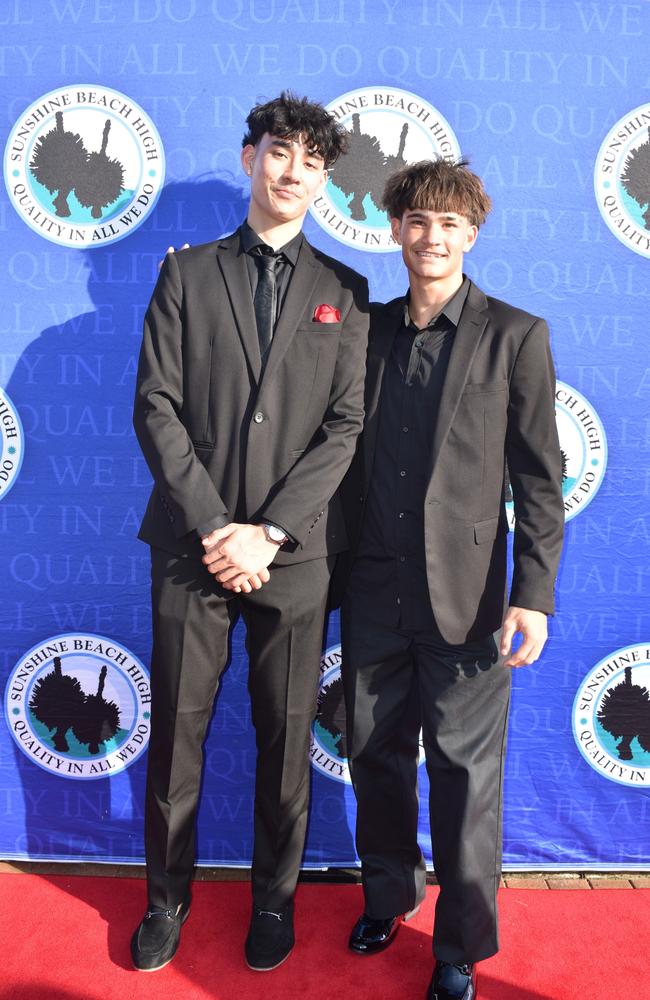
[261,522,289,546]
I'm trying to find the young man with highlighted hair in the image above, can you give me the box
[132,92,368,974]
[339,159,564,1000]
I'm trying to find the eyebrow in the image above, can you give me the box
[269,138,323,160]
[406,211,460,220]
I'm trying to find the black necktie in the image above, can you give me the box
[253,249,279,359]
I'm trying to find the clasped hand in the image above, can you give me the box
[202,523,278,593]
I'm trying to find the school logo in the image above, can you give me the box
[573,644,650,787]
[505,381,607,528]
[0,388,24,501]
[594,103,650,259]
[310,644,424,783]
[310,86,460,253]
[5,633,150,779]
[4,85,164,248]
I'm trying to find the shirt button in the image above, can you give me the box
[400,470,406,477]
[402,426,408,433]
[399,555,406,562]
[253,412,264,423]
[398,512,404,518]
[396,597,401,605]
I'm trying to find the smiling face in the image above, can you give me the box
[241,132,328,242]
[390,208,478,290]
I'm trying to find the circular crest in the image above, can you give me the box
[594,103,650,259]
[573,644,650,787]
[4,85,164,247]
[310,86,460,253]
[5,633,150,779]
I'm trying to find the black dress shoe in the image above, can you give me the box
[427,960,476,1000]
[131,896,191,972]
[348,904,420,955]
[245,900,295,971]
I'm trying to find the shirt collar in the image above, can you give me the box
[239,220,303,266]
[403,276,470,331]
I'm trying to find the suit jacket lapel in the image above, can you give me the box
[216,234,263,383]
[427,280,489,481]
[362,299,402,496]
[260,239,321,385]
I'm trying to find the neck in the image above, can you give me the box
[246,207,304,250]
[407,272,463,329]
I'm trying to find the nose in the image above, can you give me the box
[423,223,442,244]
[281,155,301,183]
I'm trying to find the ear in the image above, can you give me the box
[390,216,402,245]
[464,224,479,252]
[241,144,255,176]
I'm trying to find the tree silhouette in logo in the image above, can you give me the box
[71,664,120,754]
[330,114,409,223]
[29,655,85,752]
[316,676,347,759]
[560,449,568,483]
[597,666,650,761]
[29,657,122,755]
[620,126,650,230]
[29,111,87,218]
[29,112,125,221]
[74,119,124,220]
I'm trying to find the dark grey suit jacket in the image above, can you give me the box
[340,280,564,644]
[133,230,369,565]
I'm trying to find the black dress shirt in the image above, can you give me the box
[240,219,303,328]
[348,279,470,630]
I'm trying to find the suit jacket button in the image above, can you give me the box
[253,411,264,423]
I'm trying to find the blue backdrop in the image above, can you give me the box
[1,0,649,870]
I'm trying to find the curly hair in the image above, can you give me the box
[242,91,348,168]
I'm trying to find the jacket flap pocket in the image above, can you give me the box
[474,516,500,544]
[463,380,508,395]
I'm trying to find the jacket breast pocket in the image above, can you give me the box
[296,322,342,335]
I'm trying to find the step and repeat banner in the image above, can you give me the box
[1,1,649,869]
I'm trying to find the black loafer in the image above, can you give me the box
[427,960,476,1000]
[348,904,420,955]
[131,896,191,972]
[245,901,295,971]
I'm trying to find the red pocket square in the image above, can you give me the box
[313,303,341,323]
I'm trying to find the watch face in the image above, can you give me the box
[265,524,286,543]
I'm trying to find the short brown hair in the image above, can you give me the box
[382,158,492,227]
[242,91,348,169]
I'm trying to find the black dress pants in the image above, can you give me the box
[342,602,511,965]
[144,547,332,911]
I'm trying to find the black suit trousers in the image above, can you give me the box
[145,547,332,910]
[342,601,511,964]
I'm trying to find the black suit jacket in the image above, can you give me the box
[339,280,564,644]
[133,230,369,565]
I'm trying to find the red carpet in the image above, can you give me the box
[1,874,647,1000]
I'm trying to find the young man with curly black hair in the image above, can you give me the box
[131,92,369,974]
